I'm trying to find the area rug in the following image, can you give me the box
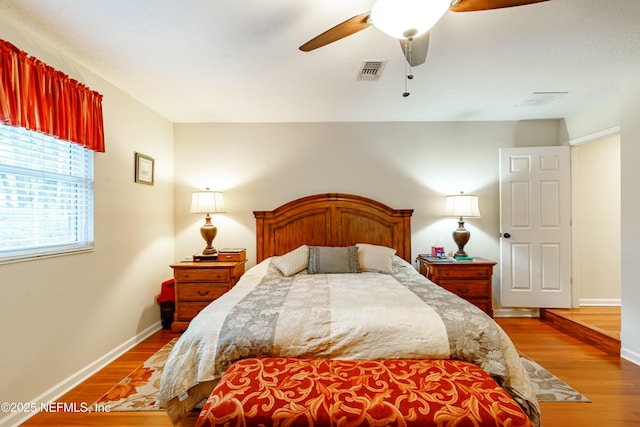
[519,357,590,402]
[94,338,178,411]
[95,339,589,411]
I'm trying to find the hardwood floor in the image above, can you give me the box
[540,306,621,354]
[18,329,195,427]
[19,316,640,427]
[496,316,640,427]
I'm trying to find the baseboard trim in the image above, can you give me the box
[621,347,640,367]
[0,321,163,427]
[493,307,540,318]
[579,298,621,306]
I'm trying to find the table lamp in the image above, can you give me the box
[191,188,225,256]
[444,191,480,258]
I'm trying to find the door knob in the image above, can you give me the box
[503,233,511,238]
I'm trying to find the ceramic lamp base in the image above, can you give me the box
[452,219,470,257]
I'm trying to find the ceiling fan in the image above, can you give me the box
[299,0,549,67]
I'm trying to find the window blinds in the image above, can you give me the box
[0,122,94,262]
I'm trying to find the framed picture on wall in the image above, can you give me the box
[134,152,154,185]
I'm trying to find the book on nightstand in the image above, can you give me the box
[419,254,453,263]
[193,252,218,261]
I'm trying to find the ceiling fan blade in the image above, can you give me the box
[400,31,429,67]
[449,0,549,13]
[299,12,372,52]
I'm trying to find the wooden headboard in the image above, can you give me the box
[254,193,413,263]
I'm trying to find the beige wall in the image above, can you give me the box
[572,135,621,305]
[173,120,560,306]
[0,16,175,426]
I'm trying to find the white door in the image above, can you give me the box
[499,146,571,308]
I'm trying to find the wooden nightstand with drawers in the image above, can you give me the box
[417,255,496,317]
[170,251,246,332]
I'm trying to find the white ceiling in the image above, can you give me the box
[2,0,640,123]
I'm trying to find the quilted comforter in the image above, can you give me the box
[157,257,540,426]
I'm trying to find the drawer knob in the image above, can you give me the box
[456,288,470,294]
[197,290,210,296]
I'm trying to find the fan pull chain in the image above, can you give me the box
[403,36,413,97]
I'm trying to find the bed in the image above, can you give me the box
[157,193,540,426]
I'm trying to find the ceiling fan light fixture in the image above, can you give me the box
[370,0,450,39]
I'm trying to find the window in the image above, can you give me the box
[0,122,94,263]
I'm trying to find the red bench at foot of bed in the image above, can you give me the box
[195,358,534,427]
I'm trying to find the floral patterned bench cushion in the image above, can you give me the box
[195,358,534,427]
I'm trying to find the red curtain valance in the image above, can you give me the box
[0,39,105,152]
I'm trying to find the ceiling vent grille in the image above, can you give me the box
[516,92,568,107]
[357,60,387,81]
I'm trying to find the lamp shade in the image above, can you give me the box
[444,193,481,218]
[370,0,450,39]
[190,190,225,214]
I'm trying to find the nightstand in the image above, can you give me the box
[417,255,496,317]
[170,254,246,332]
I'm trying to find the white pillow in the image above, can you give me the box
[271,245,309,276]
[356,243,396,274]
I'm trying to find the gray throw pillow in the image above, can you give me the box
[307,246,361,274]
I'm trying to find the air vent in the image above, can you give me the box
[357,60,387,81]
[516,92,568,107]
